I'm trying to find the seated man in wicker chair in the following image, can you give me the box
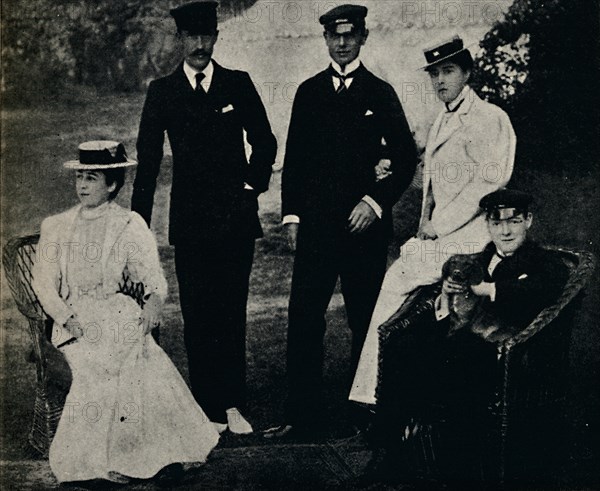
[363,189,569,484]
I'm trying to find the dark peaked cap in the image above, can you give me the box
[319,4,368,32]
[479,189,533,220]
[171,1,218,34]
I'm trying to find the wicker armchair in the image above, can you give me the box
[376,247,596,484]
[2,233,148,456]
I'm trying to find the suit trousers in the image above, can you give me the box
[285,227,388,426]
[175,238,255,423]
[375,317,497,482]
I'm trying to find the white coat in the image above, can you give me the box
[350,86,516,405]
[32,201,168,345]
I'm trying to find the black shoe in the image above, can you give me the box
[330,423,368,444]
[262,423,323,442]
[263,424,293,439]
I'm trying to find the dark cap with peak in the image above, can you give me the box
[319,4,367,35]
[170,1,218,34]
[480,189,533,220]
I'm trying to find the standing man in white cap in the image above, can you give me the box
[351,35,516,407]
[132,1,277,434]
[266,4,418,439]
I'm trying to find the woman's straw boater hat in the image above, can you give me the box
[420,35,474,70]
[64,141,137,170]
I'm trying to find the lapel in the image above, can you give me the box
[491,241,536,281]
[479,242,497,281]
[422,109,446,192]
[101,202,132,275]
[171,60,231,103]
[345,63,369,101]
[58,205,82,287]
[206,61,234,113]
[428,86,479,157]
[337,63,369,104]
[320,63,368,100]
[207,61,225,96]
[170,62,224,122]
[170,63,208,121]
[171,62,195,96]
[316,68,336,99]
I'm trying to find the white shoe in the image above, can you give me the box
[226,407,253,434]
[213,422,228,434]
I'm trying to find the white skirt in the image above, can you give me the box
[49,294,219,483]
[350,229,491,405]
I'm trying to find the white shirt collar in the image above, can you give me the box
[435,294,450,321]
[183,60,214,92]
[331,58,361,76]
[487,253,503,276]
[446,85,471,112]
[488,247,513,276]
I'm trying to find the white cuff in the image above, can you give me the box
[283,215,300,225]
[362,195,382,219]
[489,283,496,302]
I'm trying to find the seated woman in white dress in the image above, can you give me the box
[350,36,516,406]
[32,141,219,484]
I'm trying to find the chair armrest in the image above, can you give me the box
[3,233,47,321]
[501,248,596,349]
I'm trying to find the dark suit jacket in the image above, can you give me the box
[374,240,569,454]
[473,241,569,334]
[133,61,277,244]
[281,63,417,239]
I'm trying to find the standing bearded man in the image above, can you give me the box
[265,4,417,439]
[132,1,277,434]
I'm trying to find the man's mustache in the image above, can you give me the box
[191,50,208,57]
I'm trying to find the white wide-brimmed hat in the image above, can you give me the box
[64,140,137,170]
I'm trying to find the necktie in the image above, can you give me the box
[330,66,358,94]
[335,74,349,94]
[445,98,464,113]
[440,98,464,128]
[195,72,206,94]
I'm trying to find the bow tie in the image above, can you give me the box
[445,98,464,113]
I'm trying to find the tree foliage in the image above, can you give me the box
[1,0,258,98]
[471,0,600,171]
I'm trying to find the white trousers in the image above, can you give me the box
[349,234,487,405]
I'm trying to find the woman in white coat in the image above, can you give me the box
[32,141,219,484]
[350,36,516,405]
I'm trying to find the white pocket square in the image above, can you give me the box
[518,274,528,280]
[365,109,374,116]
[221,104,234,113]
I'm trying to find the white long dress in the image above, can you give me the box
[32,202,219,483]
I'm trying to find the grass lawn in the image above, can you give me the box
[1,85,599,488]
